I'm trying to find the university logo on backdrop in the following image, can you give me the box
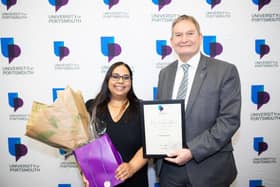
[8,137,28,161]
[53,41,70,61]
[252,0,271,11]
[206,0,222,9]
[249,179,265,187]
[153,39,171,99]
[152,0,172,11]
[8,92,24,112]
[48,0,82,23]
[251,85,270,110]
[151,0,176,22]
[253,137,268,156]
[156,40,172,60]
[254,38,278,67]
[1,0,17,10]
[204,0,231,18]
[103,0,120,9]
[250,0,278,23]
[203,35,223,58]
[0,37,21,64]
[53,41,80,70]
[48,0,69,12]
[101,36,122,62]
[252,136,277,165]
[255,39,270,59]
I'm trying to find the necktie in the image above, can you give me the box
[176,63,190,99]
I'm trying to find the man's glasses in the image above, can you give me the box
[110,73,131,82]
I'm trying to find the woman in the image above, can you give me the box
[84,61,148,187]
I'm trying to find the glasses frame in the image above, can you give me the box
[110,73,131,82]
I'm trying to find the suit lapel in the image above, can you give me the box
[186,54,207,114]
[166,61,178,99]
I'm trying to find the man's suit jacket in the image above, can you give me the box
[155,54,241,186]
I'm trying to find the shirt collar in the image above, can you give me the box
[178,52,201,69]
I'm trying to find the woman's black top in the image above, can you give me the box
[86,99,148,187]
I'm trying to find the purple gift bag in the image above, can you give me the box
[74,133,123,187]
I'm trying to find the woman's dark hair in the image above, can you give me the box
[89,61,139,120]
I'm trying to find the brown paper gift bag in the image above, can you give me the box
[25,86,90,150]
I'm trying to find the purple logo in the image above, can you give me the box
[1,0,17,10]
[48,0,69,12]
[156,40,172,60]
[54,41,70,61]
[203,36,223,58]
[101,36,122,62]
[8,137,28,161]
[1,37,21,64]
[103,0,119,9]
[206,0,222,9]
[255,39,270,59]
[252,0,271,11]
[152,0,172,11]
[251,85,270,110]
[253,137,268,156]
[8,92,24,112]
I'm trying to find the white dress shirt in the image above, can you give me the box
[172,53,200,108]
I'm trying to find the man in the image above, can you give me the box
[155,15,241,187]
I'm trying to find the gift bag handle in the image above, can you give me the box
[89,105,107,140]
[88,105,97,140]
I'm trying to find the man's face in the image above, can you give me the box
[170,19,202,62]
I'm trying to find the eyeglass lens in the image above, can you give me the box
[111,73,130,81]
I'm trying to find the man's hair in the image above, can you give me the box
[171,15,201,36]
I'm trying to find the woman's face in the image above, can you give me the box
[108,64,132,100]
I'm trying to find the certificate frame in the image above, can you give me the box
[140,99,186,158]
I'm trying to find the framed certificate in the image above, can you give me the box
[140,99,186,158]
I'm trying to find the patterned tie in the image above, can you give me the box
[176,63,190,99]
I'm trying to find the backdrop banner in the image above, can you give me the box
[1,1,279,187]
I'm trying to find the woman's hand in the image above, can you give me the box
[115,162,135,181]
[81,172,89,187]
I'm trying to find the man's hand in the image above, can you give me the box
[164,148,193,165]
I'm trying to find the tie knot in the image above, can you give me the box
[181,63,190,72]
